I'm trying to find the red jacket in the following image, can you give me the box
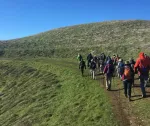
[134,52,150,76]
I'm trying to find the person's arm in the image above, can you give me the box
[84,61,86,69]
[103,65,107,74]
[134,59,140,73]
[79,62,81,69]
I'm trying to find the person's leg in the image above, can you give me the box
[140,76,146,97]
[106,76,109,90]
[123,81,127,97]
[81,68,84,76]
[127,80,132,101]
[109,76,112,90]
[92,70,94,79]
[87,60,89,67]
[144,77,148,87]
[90,69,92,78]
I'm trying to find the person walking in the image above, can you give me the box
[103,60,114,90]
[79,59,86,76]
[122,61,134,101]
[87,53,93,67]
[134,52,150,98]
[77,53,83,63]
[90,59,97,79]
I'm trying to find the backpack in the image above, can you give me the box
[80,61,85,68]
[107,64,114,75]
[123,66,132,80]
[91,62,96,69]
[79,55,82,61]
[140,60,148,75]
[118,62,124,75]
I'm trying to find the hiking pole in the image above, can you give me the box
[132,83,135,96]
[103,74,105,87]
[113,75,115,90]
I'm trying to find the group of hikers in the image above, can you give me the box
[77,52,150,101]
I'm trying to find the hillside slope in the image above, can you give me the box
[1,20,150,58]
[0,59,118,126]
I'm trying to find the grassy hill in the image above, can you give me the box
[0,59,118,126]
[1,20,150,58]
[1,20,150,126]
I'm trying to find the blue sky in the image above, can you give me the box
[0,0,150,40]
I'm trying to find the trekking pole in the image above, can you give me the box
[113,75,115,90]
[103,74,105,87]
[132,83,135,96]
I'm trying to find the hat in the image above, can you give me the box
[118,59,122,62]
[125,61,130,64]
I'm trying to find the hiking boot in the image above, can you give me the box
[128,96,131,101]
[106,87,110,91]
[125,94,128,98]
[128,97,131,102]
[142,95,146,98]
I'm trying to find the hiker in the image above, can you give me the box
[134,52,150,98]
[129,58,135,85]
[117,59,124,78]
[90,59,97,79]
[100,53,106,61]
[87,53,93,67]
[112,55,118,76]
[121,61,134,101]
[98,54,105,73]
[116,54,120,62]
[145,54,150,82]
[112,55,117,65]
[103,59,114,90]
[106,55,111,63]
[79,59,86,76]
[77,53,83,63]
[129,58,135,69]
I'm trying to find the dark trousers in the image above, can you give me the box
[87,60,91,67]
[139,75,148,97]
[81,68,84,76]
[123,80,132,97]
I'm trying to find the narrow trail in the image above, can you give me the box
[96,71,150,126]
[56,60,140,126]
[98,75,136,126]
[1,59,148,126]
[52,60,144,126]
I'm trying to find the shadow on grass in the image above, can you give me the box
[133,84,140,87]
[110,88,124,91]
[131,98,143,101]
[131,94,150,101]
[132,95,142,97]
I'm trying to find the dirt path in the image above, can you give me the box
[58,60,142,126]
[98,74,144,126]
[2,59,145,126]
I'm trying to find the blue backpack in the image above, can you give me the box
[107,64,114,75]
[118,62,124,75]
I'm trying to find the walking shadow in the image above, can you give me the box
[131,95,143,101]
[132,95,141,97]
[131,94,150,101]
[145,94,150,98]
[96,73,104,76]
[131,97,143,101]
[110,88,124,91]
[133,84,140,88]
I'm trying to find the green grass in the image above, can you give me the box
[1,20,150,59]
[111,76,150,126]
[0,59,118,126]
[1,58,150,126]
